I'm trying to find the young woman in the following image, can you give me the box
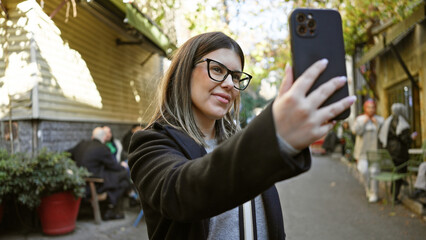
[128,32,355,239]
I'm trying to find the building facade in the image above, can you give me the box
[354,1,425,148]
[0,0,176,154]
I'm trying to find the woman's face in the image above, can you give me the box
[190,48,241,125]
[364,101,376,117]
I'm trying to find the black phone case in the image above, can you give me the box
[289,8,350,120]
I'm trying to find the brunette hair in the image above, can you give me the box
[148,32,245,146]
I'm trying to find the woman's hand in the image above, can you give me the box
[272,59,356,150]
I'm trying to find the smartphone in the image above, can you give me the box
[289,8,350,120]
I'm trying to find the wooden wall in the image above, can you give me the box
[0,0,34,120]
[1,0,164,124]
[375,21,425,146]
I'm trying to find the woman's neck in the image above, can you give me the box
[199,122,215,140]
[193,115,216,140]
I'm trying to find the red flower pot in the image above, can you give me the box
[38,192,81,235]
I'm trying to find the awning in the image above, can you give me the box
[355,2,425,68]
[109,0,176,56]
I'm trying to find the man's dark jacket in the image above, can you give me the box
[68,139,127,204]
[128,104,312,239]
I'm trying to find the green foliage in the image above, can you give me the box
[132,0,177,29]
[240,90,269,127]
[184,1,235,37]
[180,0,420,119]
[183,0,420,76]
[293,0,419,54]
[338,0,419,55]
[183,0,291,117]
[0,149,90,209]
[0,150,31,205]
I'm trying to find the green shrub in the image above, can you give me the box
[0,148,90,208]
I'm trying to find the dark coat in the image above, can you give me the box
[68,139,129,204]
[386,117,412,171]
[128,104,311,240]
[121,130,133,161]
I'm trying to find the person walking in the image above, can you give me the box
[353,99,384,202]
[379,103,417,204]
[128,32,355,239]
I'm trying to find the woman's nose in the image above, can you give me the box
[221,74,235,89]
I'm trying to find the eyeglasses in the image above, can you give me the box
[194,58,252,91]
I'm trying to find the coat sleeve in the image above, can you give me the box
[398,128,412,146]
[98,145,124,172]
[128,104,311,221]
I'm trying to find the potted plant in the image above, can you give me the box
[0,148,90,235]
[0,149,32,225]
[32,149,91,235]
[0,149,11,224]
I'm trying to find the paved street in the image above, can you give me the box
[278,154,426,240]
[2,154,425,240]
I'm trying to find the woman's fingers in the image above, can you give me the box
[306,76,347,109]
[291,59,328,96]
[315,123,335,139]
[272,58,356,150]
[315,95,357,124]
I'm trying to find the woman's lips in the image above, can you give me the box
[213,93,231,104]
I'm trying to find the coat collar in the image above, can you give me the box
[153,122,207,159]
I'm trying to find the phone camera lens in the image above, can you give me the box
[297,24,307,35]
[307,19,316,29]
[296,13,306,23]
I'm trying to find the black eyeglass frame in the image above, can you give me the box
[194,58,252,91]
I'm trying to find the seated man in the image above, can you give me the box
[68,127,130,220]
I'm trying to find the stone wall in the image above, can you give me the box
[0,120,33,154]
[0,120,136,154]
